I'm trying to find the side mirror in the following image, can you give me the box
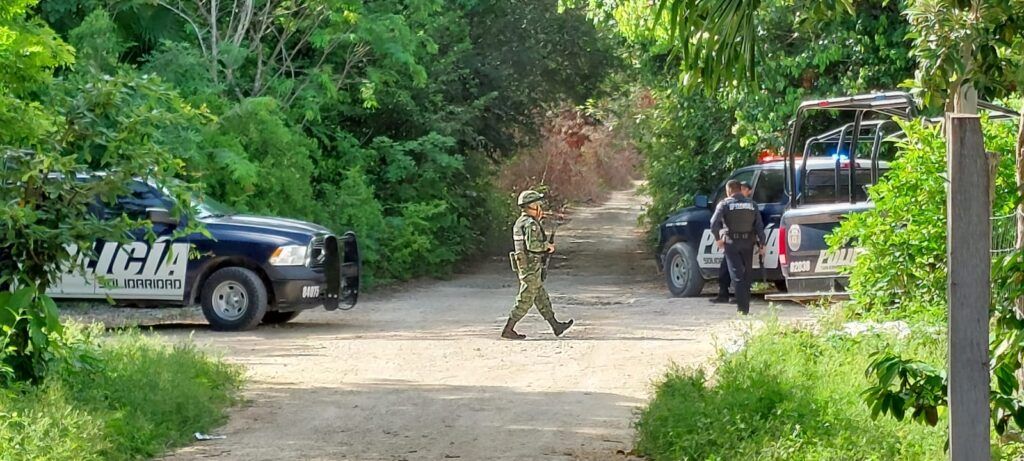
[146,207,178,226]
[694,195,709,208]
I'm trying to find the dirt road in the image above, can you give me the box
[157,185,807,461]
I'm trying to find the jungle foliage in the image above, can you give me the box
[29,0,617,286]
[577,0,915,230]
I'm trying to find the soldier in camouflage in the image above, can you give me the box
[501,190,574,340]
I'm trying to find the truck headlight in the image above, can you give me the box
[270,245,308,266]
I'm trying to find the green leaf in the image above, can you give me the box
[7,287,34,311]
[40,295,62,334]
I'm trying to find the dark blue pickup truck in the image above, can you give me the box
[47,179,360,331]
[656,120,894,297]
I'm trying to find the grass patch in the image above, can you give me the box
[0,327,242,460]
[635,321,946,460]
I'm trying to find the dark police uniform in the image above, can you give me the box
[715,182,753,302]
[710,193,766,314]
[715,255,731,301]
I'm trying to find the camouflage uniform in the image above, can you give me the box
[510,213,555,323]
[501,190,572,340]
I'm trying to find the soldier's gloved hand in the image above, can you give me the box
[547,244,556,253]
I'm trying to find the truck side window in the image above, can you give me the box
[753,170,785,203]
[804,169,875,204]
[107,181,173,219]
[712,170,755,207]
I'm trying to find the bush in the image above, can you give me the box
[0,326,242,461]
[829,117,1020,321]
[635,322,947,461]
[499,108,641,210]
[198,97,320,219]
[635,91,750,233]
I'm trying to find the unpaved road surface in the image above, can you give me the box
[150,185,808,461]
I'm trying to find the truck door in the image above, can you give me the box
[751,168,786,270]
[697,169,756,270]
[93,181,189,302]
[52,244,98,297]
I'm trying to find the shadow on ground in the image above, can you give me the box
[166,382,644,461]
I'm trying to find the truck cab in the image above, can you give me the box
[656,158,786,297]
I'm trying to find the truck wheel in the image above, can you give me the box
[200,267,268,331]
[261,310,301,325]
[774,280,788,292]
[665,243,705,297]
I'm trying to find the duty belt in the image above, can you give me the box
[729,232,752,240]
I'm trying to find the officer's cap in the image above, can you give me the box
[739,181,752,189]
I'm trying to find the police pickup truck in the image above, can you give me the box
[656,119,894,297]
[772,92,1018,301]
[47,179,360,331]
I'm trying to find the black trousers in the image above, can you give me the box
[724,239,755,313]
[717,257,730,298]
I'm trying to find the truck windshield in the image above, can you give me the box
[195,196,236,218]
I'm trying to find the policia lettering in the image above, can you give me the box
[709,180,766,315]
[53,241,189,300]
[501,190,573,340]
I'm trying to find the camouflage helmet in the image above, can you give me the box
[517,190,545,207]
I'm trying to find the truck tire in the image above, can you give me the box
[774,280,788,292]
[200,267,268,331]
[261,310,301,325]
[665,242,705,297]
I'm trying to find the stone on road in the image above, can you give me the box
[159,185,807,461]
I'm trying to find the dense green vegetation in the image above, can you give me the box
[24,0,617,285]
[0,326,241,460]
[635,321,948,461]
[6,0,1024,458]
[579,0,914,229]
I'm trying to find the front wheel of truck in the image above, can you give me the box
[665,243,705,297]
[201,267,269,331]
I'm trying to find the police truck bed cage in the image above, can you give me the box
[785,92,916,208]
[796,119,900,205]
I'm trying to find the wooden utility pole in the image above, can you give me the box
[947,114,991,460]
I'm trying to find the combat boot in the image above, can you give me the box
[547,318,574,337]
[501,318,526,340]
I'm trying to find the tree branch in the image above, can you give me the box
[155,0,209,58]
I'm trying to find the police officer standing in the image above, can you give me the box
[712,181,754,303]
[502,190,574,340]
[710,180,765,315]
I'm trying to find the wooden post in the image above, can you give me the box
[947,114,991,460]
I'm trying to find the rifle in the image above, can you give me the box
[541,218,558,282]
